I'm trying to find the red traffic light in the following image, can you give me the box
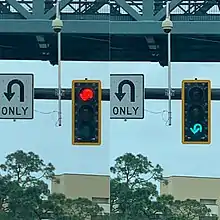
[79,88,94,101]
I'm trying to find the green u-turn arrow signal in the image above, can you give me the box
[190,123,203,135]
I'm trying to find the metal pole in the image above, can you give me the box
[56,0,62,127]
[166,1,172,126]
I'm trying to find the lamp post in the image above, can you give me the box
[162,1,173,126]
[52,0,63,126]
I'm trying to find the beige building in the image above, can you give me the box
[160,176,220,218]
[51,173,110,214]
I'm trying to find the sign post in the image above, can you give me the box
[0,74,34,119]
[110,74,144,119]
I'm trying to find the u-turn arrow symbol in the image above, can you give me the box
[190,123,203,135]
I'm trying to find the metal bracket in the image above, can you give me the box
[165,89,175,97]
[55,89,65,97]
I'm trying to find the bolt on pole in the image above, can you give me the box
[56,0,62,127]
[166,1,172,126]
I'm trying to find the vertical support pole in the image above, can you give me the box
[32,0,44,18]
[56,0,62,127]
[166,1,172,126]
[142,0,153,19]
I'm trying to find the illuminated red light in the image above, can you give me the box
[79,88,94,101]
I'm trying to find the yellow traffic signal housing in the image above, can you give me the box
[182,79,211,144]
[72,80,102,146]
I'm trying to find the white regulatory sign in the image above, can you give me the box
[0,74,34,119]
[110,74,144,119]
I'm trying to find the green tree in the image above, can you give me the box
[0,150,55,219]
[64,197,104,220]
[110,153,213,220]
[0,150,105,220]
[155,193,213,220]
[0,150,55,187]
[154,194,175,219]
[46,193,67,218]
[110,153,165,219]
[171,199,212,220]
[8,180,56,219]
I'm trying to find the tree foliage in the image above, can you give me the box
[110,153,165,185]
[155,194,214,220]
[0,150,104,220]
[0,150,214,220]
[171,199,213,220]
[0,150,55,187]
[63,197,104,219]
[110,152,212,220]
[110,153,165,219]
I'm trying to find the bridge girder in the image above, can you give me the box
[0,0,220,65]
[0,19,220,35]
[0,0,220,34]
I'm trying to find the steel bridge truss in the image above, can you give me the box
[1,0,220,65]
[1,0,220,34]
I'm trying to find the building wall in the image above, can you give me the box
[160,176,220,217]
[51,173,110,214]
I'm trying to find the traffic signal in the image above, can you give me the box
[72,80,101,145]
[182,79,211,144]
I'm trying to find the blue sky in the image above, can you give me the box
[0,61,219,178]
